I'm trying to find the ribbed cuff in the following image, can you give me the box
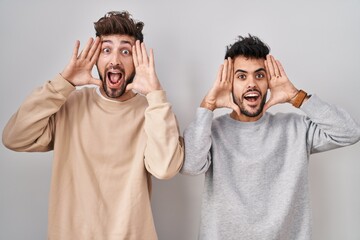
[49,74,76,97]
[146,90,168,105]
[196,107,214,124]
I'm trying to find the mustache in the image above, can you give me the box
[243,87,262,96]
[106,64,124,73]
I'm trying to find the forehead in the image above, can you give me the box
[100,34,136,46]
[233,56,265,72]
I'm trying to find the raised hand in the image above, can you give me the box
[126,40,162,95]
[201,58,240,116]
[61,37,102,87]
[263,55,298,112]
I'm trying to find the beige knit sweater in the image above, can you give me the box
[2,74,184,240]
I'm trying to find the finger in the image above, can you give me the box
[149,48,155,69]
[228,57,234,84]
[264,59,271,80]
[88,37,101,61]
[89,78,102,87]
[267,55,277,77]
[214,64,224,86]
[71,40,80,61]
[276,60,287,78]
[90,39,101,64]
[79,38,94,59]
[132,45,139,67]
[266,55,275,77]
[141,42,149,65]
[221,59,228,83]
[271,56,281,77]
[226,57,232,83]
[135,40,143,64]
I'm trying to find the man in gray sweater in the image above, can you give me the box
[180,35,360,240]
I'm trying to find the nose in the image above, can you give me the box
[110,52,122,67]
[246,75,257,89]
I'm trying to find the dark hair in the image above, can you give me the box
[94,11,144,42]
[225,34,270,59]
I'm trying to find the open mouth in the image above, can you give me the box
[107,71,124,88]
[243,91,261,103]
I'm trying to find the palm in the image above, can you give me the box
[263,55,298,112]
[201,58,240,115]
[126,41,162,95]
[61,37,102,87]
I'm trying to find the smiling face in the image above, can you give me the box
[232,56,269,122]
[96,34,136,101]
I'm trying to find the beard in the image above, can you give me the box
[97,66,135,99]
[234,91,267,118]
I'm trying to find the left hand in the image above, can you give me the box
[126,40,162,95]
[263,55,298,112]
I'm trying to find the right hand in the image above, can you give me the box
[61,37,102,87]
[201,58,240,116]
[126,40,163,95]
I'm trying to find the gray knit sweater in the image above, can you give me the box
[181,95,360,240]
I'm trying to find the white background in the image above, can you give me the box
[0,0,359,239]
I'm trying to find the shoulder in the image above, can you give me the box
[268,111,308,128]
[213,113,229,125]
[65,86,95,107]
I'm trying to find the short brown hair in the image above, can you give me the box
[225,34,270,60]
[94,11,144,42]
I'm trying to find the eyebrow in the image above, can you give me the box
[235,68,266,74]
[101,40,133,46]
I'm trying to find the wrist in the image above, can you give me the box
[59,73,75,87]
[200,99,216,111]
[290,89,308,108]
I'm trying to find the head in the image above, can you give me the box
[94,11,144,100]
[226,34,270,121]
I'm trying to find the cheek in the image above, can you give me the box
[124,58,135,73]
[96,58,107,73]
[233,82,246,93]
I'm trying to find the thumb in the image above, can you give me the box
[89,78,102,87]
[263,98,276,113]
[231,103,241,117]
[126,83,134,92]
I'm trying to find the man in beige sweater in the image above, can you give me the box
[2,11,184,240]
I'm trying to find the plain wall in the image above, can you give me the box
[1,0,359,239]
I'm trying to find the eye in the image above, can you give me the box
[237,74,246,80]
[256,73,265,79]
[121,49,130,55]
[102,48,110,54]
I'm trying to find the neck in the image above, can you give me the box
[230,111,263,122]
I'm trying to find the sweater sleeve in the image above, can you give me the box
[301,95,360,154]
[180,108,214,176]
[143,90,184,179]
[2,74,75,152]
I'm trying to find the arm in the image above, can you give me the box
[200,58,240,115]
[144,91,184,179]
[263,55,301,112]
[302,95,360,153]
[263,55,360,151]
[2,76,74,152]
[180,108,214,175]
[128,41,184,179]
[2,38,102,152]
[181,58,238,175]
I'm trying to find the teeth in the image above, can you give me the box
[245,94,259,97]
[109,73,121,84]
